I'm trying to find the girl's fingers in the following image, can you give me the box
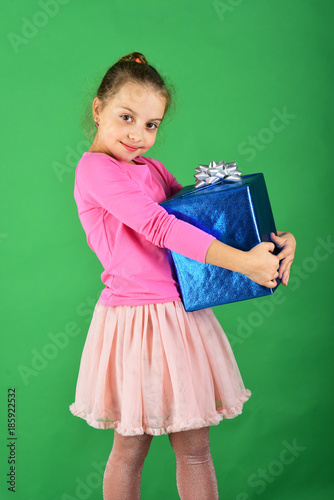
[277,248,290,260]
[278,259,288,278]
[277,244,295,261]
[278,258,292,279]
[271,233,296,254]
[277,247,294,262]
[281,262,292,285]
[270,232,285,246]
[271,231,295,286]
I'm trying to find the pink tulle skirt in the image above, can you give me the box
[69,300,251,436]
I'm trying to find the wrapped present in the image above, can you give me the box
[161,160,280,311]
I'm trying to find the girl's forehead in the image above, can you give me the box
[111,82,166,112]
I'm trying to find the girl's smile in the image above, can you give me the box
[89,82,166,163]
[120,141,140,152]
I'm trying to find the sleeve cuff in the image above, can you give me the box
[165,219,216,263]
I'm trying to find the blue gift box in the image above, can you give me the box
[161,173,280,311]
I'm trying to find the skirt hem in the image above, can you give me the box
[69,389,251,436]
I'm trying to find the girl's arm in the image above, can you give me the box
[205,239,282,289]
[205,231,296,288]
[75,156,214,264]
[205,230,296,288]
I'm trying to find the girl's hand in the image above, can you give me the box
[270,231,296,286]
[243,242,281,288]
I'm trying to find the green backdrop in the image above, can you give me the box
[1,0,333,498]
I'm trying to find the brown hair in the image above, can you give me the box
[82,52,174,140]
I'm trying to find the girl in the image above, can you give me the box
[69,52,296,500]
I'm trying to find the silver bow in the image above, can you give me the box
[194,160,242,188]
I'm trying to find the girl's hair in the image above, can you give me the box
[97,52,172,114]
[82,52,174,140]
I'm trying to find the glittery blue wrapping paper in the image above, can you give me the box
[161,173,280,311]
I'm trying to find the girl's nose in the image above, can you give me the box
[128,127,142,142]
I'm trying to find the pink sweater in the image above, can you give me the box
[74,152,215,306]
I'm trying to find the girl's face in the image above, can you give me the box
[90,82,166,163]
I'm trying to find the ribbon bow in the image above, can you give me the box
[194,160,242,188]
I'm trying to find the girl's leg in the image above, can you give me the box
[168,426,219,500]
[103,431,153,500]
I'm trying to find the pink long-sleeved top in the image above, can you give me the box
[74,152,215,306]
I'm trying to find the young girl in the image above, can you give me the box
[69,52,296,500]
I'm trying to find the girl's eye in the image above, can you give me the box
[147,122,158,130]
[121,114,132,122]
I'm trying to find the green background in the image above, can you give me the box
[1,0,333,498]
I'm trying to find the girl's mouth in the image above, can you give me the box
[121,142,139,152]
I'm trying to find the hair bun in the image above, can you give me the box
[117,52,148,65]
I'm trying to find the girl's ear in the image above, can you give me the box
[92,97,102,122]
